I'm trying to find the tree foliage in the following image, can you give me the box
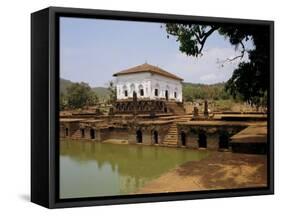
[60,82,99,110]
[107,81,117,104]
[182,83,232,102]
[165,23,269,107]
[60,92,68,110]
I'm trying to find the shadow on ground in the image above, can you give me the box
[19,194,30,202]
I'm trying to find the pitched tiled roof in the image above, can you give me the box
[113,63,183,81]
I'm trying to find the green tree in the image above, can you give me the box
[165,23,269,106]
[107,81,117,104]
[60,92,68,110]
[65,82,98,109]
[86,91,99,107]
[182,82,234,102]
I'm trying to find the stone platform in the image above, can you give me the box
[230,124,267,154]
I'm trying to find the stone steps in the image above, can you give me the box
[162,122,178,146]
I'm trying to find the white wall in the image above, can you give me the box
[116,72,183,101]
[150,73,182,102]
[0,0,279,216]
[116,72,151,99]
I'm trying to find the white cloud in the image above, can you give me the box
[163,46,248,84]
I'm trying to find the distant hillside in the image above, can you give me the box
[60,78,73,94]
[91,87,110,100]
[60,78,110,100]
[183,82,225,88]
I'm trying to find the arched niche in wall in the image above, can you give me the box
[123,85,128,97]
[139,84,144,96]
[165,85,170,100]
[154,83,160,97]
[174,87,178,99]
[130,83,135,96]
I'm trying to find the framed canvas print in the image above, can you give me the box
[31,6,274,208]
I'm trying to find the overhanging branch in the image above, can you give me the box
[217,41,246,65]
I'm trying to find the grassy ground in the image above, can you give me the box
[214,99,237,111]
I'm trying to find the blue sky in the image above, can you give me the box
[60,17,251,87]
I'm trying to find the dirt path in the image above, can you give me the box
[138,152,267,194]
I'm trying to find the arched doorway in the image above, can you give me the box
[165,90,169,100]
[219,130,229,149]
[154,83,160,98]
[130,84,135,97]
[65,128,69,137]
[180,131,186,146]
[198,130,207,148]
[90,128,95,139]
[80,128,85,138]
[123,85,128,97]
[139,84,144,97]
[136,130,142,143]
[174,87,178,99]
[153,130,158,144]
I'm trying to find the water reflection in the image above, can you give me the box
[60,139,208,198]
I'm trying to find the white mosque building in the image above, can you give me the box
[113,63,183,102]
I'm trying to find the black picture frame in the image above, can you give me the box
[31,6,274,208]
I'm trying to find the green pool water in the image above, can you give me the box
[60,139,209,199]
